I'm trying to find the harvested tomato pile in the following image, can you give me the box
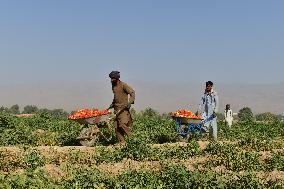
[68,109,111,120]
[171,109,202,119]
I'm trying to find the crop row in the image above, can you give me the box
[0,163,283,189]
[0,111,283,147]
[1,141,283,173]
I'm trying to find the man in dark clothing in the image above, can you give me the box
[108,71,135,144]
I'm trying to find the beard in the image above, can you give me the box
[111,80,118,86]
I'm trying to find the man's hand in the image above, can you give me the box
[126,103,131,109]
[107,104,114,110]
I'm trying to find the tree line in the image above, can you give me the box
[0,105,283,123]
[231,107,283,123]
[0,105,69,118]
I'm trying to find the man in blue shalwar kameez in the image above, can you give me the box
[197,81,219,141]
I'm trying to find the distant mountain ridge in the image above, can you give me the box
[0,82,283,114]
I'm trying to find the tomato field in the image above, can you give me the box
[0,109,283,188]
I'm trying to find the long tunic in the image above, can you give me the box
[111,81,135,143]
[198,90,219,116]
[224,109,233,127]
[198,90,219,141]
[112,81,135,111]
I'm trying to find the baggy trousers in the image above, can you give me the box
[114,110,133,143]
[204,116,217,141]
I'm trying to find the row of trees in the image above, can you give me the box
[0,105,283,123]
[238,107,283,122]
[142,107,283,123]
[0,105,69,118]
[207,107,283,123]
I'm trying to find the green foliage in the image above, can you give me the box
[227,173,266,188]
[266,152,284,171]
[205,143,262,171]
[120,138,152,160]
[215,112,225,120]
[139,107,160,117]
[0,107,177,146]
[218,120,284,141]
[38,108,69,119]
[133,113,177,144]
[0,105,21,114]
[0,106,10,113]
[0,108,283,188]
[161,164,226,189]
[152,140,201,160]
[117,170,162,188]
[238,138,275,151]
[23,149,45,172]
[0,112,19,130]
[256,112,280,122]
[9,105,20,114]
[0,164,282,188]
[277,114,284,122]
[238,107,254,122]
[22,105,39,114]
[0,112,81,146]
[95,140,201,164]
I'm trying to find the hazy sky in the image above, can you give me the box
[0,1,284,113]
[0,0,284,112]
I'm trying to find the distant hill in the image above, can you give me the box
[0,82,283,114]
